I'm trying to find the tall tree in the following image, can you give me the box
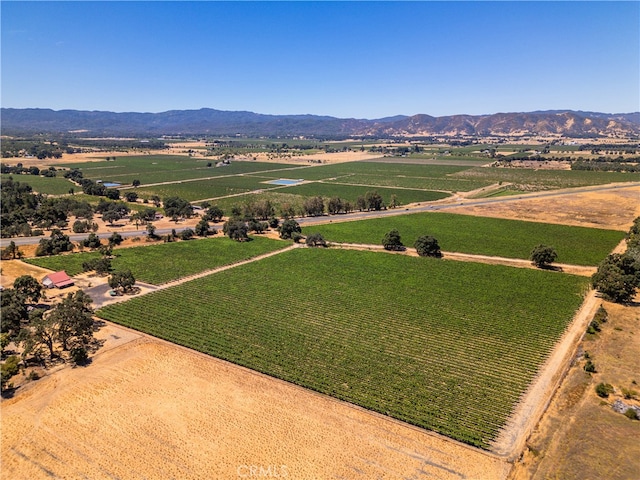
[414,236,442,258]
[530,244,558,268]
[278,219,302,240]
[382,229,404,251]
[48,290,94,351]
[109,270,136,295]
[223,220,249,241]
[13,275,43,304]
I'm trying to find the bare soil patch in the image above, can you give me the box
[1,325,510,480]
[448,185,640,231]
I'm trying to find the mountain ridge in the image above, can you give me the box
[2,107,638,137]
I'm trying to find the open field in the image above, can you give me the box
[302,212,625,266]
[278,181,450,203]
[97,248,589,449]
[54,155,298,183]
[0,174,75,195]
[25,236,288,284]
[449,184,640,231]
[452,167,640,191]
[0,329,511,480]
[132,175,281,202]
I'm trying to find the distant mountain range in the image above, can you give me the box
[1,107,639,138]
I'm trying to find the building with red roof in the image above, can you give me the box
[42,271,75,289]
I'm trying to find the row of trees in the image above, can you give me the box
[382,229,442,257]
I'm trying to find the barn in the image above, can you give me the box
[42,271,74,289]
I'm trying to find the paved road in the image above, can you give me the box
[2,182,638,247]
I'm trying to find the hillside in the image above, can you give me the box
[1,107,638,138]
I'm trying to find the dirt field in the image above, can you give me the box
[1,326,510,480]
[448,185,640,231]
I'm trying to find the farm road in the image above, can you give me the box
[329,242,597,276]
[89,244,300,308]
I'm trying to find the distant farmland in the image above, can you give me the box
[97,248,589,449]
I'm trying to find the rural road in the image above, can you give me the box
[2,181,638,248]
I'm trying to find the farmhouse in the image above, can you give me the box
[42,271,74,289]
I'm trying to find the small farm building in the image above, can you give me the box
[42,271,74,289]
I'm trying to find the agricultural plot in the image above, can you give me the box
[452,167,640,190]
[96,248,589,449]
[251,161,494,193]
[1,174,75,195]
[56,155,298,185]
[278,182,449,204]
[133,175,279,202]
[25,236,288,284]
[302,212,624,266]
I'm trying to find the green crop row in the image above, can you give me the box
[96,248,588,449]
[302,211,624,266]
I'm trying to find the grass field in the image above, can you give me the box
[96,248,589,448]
[133,175,282,201]
[25,236,288,284]
[452,167,640,190]
[1,174,75,195]
[302,212,624,266]
[279,182,450,203]
[56,156,299,185]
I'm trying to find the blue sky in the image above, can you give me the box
[2,1,638,118]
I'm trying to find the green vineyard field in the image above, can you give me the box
[96,248,589,448]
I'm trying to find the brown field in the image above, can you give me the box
[448,185,640,231]
[1,327,510,480]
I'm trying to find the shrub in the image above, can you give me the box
[1,355,21,389]
[624,408,639,420]
[70,346,89,365]
[179,228,195,241]
[595,382,614,398]
[306,233,327,247]
[584,359,596,373]
[621,387,638,400]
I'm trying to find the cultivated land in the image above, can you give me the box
[302,212,625,266]
[2,142,640,479]
[0,331,511,480]
[25,236,288,284]
[97,248,589,449]
[509,299,640,480]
